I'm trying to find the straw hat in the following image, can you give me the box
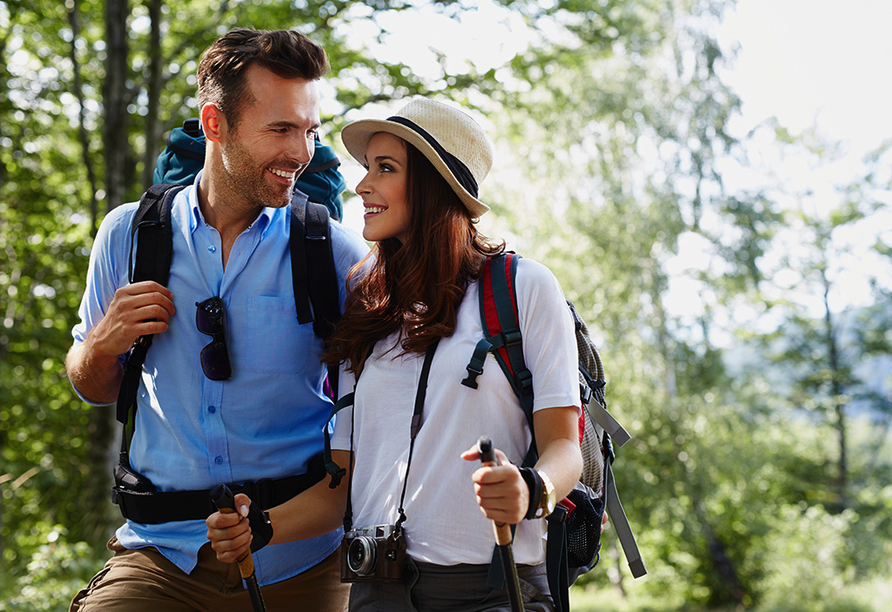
[341,98,493,218]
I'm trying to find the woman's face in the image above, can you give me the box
[356,132,411,244]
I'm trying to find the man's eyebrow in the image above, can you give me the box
[267,120,321,130]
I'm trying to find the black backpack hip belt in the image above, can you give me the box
[112,452,326,524]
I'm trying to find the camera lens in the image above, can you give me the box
[347,536,377,576]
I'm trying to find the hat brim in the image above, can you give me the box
[341,119,490,219]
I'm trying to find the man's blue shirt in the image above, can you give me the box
[71,174,369,584]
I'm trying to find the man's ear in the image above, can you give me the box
[201,104,226,143]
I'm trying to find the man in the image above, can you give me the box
[67,28,367,611]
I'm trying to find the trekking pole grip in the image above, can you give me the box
[210,484,255,577]
[478,436,513,546]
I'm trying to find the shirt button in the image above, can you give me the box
[215,456,224,465]
[208,405,216,414]
[207,245,216,253]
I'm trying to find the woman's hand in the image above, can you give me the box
[461,445,529,525]
[206,492,254,564]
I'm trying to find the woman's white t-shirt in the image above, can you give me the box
[331,257,579,566]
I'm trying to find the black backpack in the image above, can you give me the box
[462,253,646,612]
[110,123,346,524]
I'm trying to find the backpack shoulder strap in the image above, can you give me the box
[290,192,341,406]
[128,184,181,284]
[463,254,536,440]
[290,193,340,339]
[117,184,183,451]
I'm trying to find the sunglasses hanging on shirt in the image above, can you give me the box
[195,296,232,381]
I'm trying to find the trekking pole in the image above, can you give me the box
[210,484,268,612]
[478,436,525,612]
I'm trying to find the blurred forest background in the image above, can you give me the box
[1,0,890,610]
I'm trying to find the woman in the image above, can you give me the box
[207,98,582,611]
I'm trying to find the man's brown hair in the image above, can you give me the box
[197,28,329,131]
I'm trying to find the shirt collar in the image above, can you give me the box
[186,170,275,237]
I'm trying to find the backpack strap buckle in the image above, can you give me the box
[501,329,522,348]
[461,338,492,389]
[516,367,533,394]
[580,382,593,405]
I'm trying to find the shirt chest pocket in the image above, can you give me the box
[240,295,319,374]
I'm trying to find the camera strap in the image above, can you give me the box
[344,338,440,536]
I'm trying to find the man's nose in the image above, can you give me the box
[291,134,315,166]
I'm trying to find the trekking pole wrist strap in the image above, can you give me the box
[247,506,274,553]
[518,467,543,520]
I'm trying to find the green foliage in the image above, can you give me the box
[0,527,107,612]
[480,0,892,608]
[2,0,892,609]
[755,505,872,612]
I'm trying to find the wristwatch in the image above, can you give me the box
[534,470,557,519]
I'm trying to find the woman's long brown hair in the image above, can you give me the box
[323,141,504,373]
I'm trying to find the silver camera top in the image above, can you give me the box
[347,524,399,539]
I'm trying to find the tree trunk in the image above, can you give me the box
[141,0,164,190]
[75,0,130,541]
[821,267,848,511]
[68,0,100,237]
[103,0,130,213]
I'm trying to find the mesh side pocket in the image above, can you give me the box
[565,483,604,571]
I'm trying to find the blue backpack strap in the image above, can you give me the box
[487,253,534,420]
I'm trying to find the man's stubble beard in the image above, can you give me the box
[219,137,292,211]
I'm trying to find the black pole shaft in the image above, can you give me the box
[479,436,525,612]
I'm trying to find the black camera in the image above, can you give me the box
[340,524,406,583]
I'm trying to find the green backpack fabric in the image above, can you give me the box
[152,118,347,221]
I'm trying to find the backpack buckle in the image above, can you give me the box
[516,368,533,394]
[502,329,522,347]
[461,364,483,389]
[603,433,616,463]
[580,383,593,405]
[461,338,492,389]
